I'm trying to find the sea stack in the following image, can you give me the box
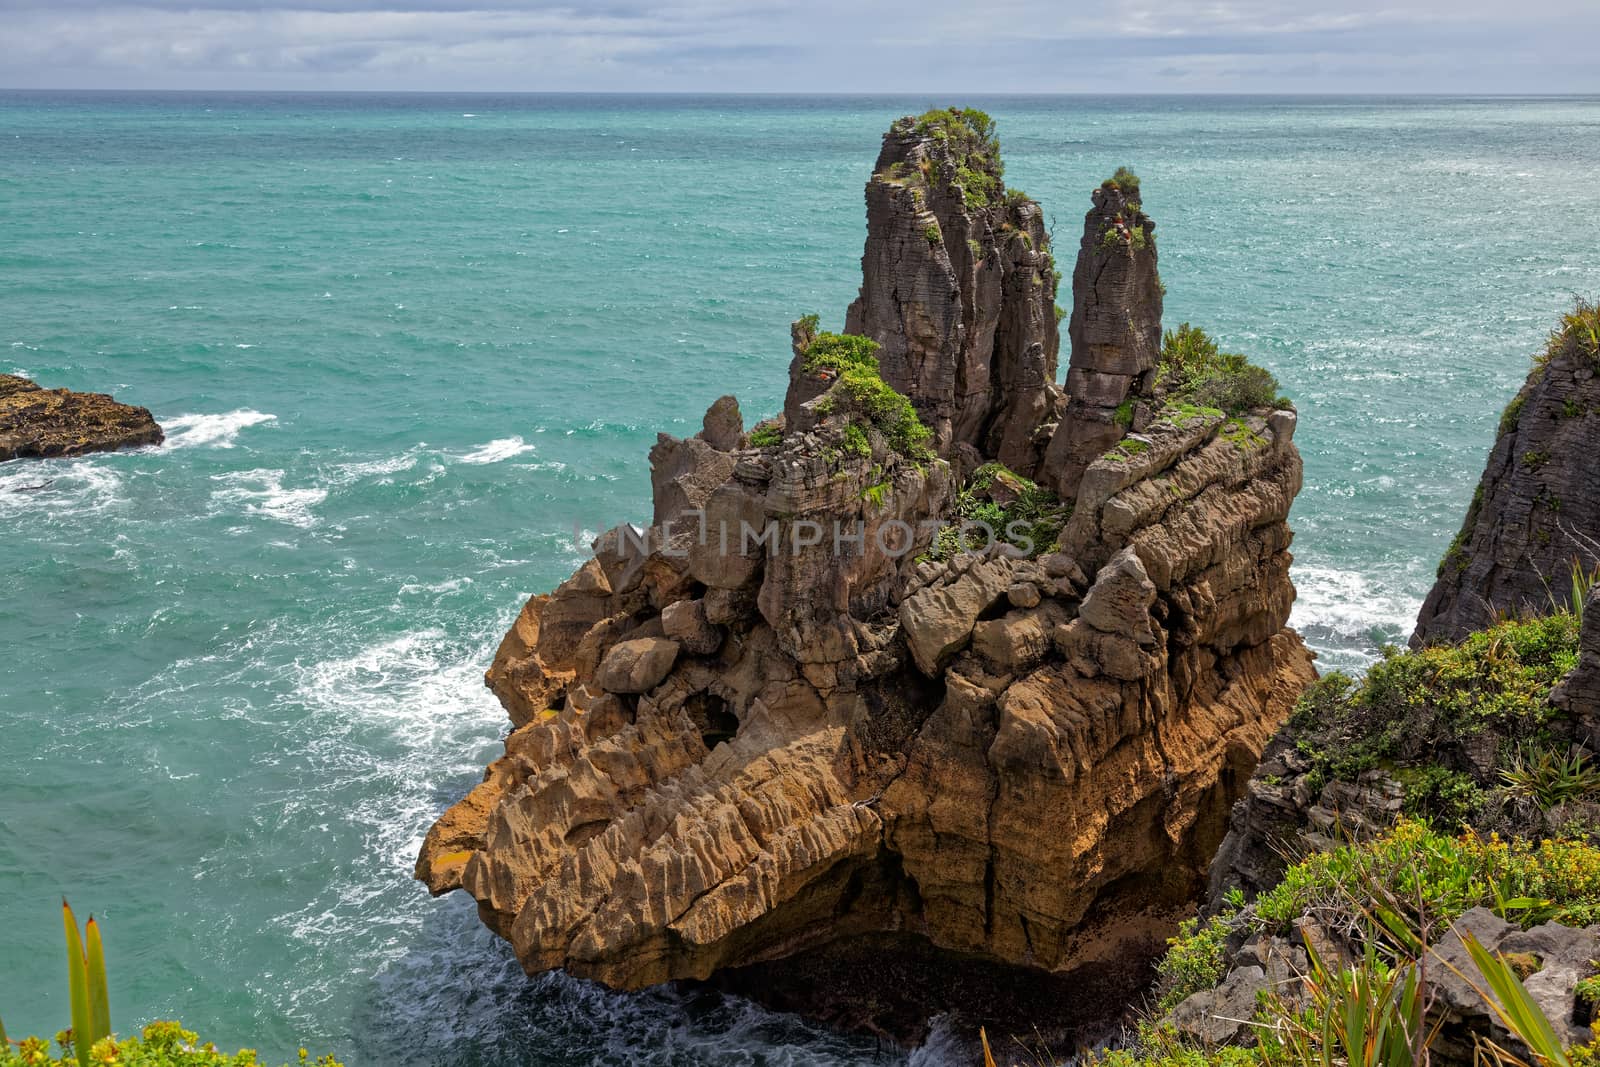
[1041,170,1163,500]
[418,111,1313,1037]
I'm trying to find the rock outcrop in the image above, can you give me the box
[0,374,163,461]
[419,114,1313,1034]
[1043,172,1163,500]
[1414,303,1600,645]
[842,110,1061,477]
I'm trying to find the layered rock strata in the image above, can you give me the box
[0,374,163,461]
[841,111,1061,478]
[419,116,1313,1016]
[1043,176,1163,500]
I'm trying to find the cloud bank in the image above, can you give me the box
[1,0,1597,92]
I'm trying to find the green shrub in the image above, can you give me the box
[924,462,1071,561]
[802,331,881,375]
[1102,166,1140,195]
[836,366,931,458]
[1541,296,1600,369]
[923,222,942,245]
[1252,817,1600,933]
[1499,391,1529,437]
[1157,323,1286,415]
[1398,765,1484,826]
[911,107,1003,209]
[747,423,783,448]
[841,422,870,458]
[1285,612,1579,808]
[1155,914,1231,1012]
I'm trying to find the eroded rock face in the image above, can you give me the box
[842,114,1062,476]
[418,119,1313,1017]
[0,374,163,461]
[1414,322,1600,645]
[1043,180,1163,500]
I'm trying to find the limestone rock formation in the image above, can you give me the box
[1414,302,1600,645]
[842,109,1062,477]
[0,374,163,461]
[1043,172,1163,500]
[419,115,1313,1025]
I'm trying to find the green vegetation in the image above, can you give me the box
[1540,296,1600,370]
[1104,437,1151,463]
[1154,914,1231,1012]
[1102,166,1141,196]
[910,107,1003,209]
[802,332,881,376]
[1500,744,1600,809]
[841,421,870,459]
[2,1024,341,1067]
[1500,391,1529,437]
[2,905,343,1067]
[1114,397,1136,428]
[1157,323,1289,415]
[802,331,932,459]
[1285,611,1579,820]
[747,423,783,448]
[1250,818,1600,933]
[923,221,942,246]
[1112,820,1600,1067]
[924,462,1071,560]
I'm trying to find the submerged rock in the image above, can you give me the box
[418,113,1313,1038]
[0,374,163,461]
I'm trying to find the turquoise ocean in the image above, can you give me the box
[3,92,1600,1065]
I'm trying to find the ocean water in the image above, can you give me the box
[3,91,1600,1065]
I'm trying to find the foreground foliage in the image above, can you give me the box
[2,905,342,1067]
[1,1023,341,1067]
[1286,611,1582,822]
[1096,817,1600,1067]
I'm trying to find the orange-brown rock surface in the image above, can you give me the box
[0,374,163,461]
[418,114,1315,1013]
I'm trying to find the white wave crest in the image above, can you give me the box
[209,468,326,527]
[456,436,535,464]
[1291,563,1424,668]
[162,410,277,449]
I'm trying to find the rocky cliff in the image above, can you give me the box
[1211,298,1600,902]
[1414,300,1600,645]
[0,374,163,461]
[418,111,1314,1036]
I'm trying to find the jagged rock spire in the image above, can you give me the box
[837,109,1062,477]
[1042,173,1164,500]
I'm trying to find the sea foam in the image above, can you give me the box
[163,410,277,449]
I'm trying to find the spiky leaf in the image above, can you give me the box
[85,916,110,1048]
[63,900,92,1067]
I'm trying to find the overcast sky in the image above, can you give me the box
[2,0,1598,93]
